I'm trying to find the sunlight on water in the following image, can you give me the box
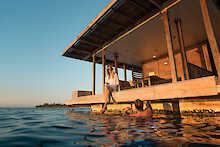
[0,108,219,147]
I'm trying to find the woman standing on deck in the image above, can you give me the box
[101,64,119,113]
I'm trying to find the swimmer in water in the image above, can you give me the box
[130,99,152,118]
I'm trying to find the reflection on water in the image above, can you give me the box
[0,108,219,147]
[66,110,220,146]
[65,110,220,146]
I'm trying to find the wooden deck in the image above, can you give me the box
[66,76,219,105]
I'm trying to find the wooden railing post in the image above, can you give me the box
[162,11,178,82]
[123,64,127,81]
[114,54,118,74]
[102,51,105,94]
[200,0,220,76]
[92,55,96,95]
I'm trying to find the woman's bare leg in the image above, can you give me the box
[110,86,117,103]
[109,91,117,104]
[101,86,110,113]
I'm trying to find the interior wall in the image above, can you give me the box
[142,48,204,80]
[142,0,218,80]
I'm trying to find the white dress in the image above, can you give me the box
[105,73,119,89]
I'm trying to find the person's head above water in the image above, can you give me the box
[134,99,144,111]
[146,101,152,111]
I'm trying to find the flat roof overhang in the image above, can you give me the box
[62,0,220,72]
[62,0,180,72]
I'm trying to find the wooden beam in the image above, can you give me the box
[102,51,106,94]
[86,35,106,45]
[123,64,127,81]
[95,28,114,37]
[114,54,118,74]
[92,55,96,95]
[67,50,88,58]
[70,47,91,54]
[200,0,220,76]
[80,39,101,48]
[91,32,110,41]
[108,18,128,29]
[129,0,148,13]
[175,19,190,80]
[149,0,161,11]
[162,11,178,82]
[113,9,136,24]
[89,55,142,73]
[202,44,212,71]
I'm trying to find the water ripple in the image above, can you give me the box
[0,108,220,146]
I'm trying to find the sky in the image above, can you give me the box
[0,0,132,107]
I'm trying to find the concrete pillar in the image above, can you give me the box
[162,11,178,82]
[202,43,212,71]
[200,0,220,76]
[175,19,189,80]
[172,100,181,119]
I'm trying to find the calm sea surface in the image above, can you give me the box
[0,108,220,147]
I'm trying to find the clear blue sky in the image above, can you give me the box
[0,0,131,107]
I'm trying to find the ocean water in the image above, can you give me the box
[0,108,220,147]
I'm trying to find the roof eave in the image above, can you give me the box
[62,0,119,56]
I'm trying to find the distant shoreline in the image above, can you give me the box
[35,103,90,108]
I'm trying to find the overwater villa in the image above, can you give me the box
[63,0,220,113]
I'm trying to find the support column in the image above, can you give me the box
[172,100,181,119]
[114,54,118,74]
[199,46,208,69]
[123,64,127,81]
[175,19,189,80]
[200,0,220,76]
[162,11,178,82]
[202,43,212,71]
[102,51,106,94]
[92,55,96,95]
